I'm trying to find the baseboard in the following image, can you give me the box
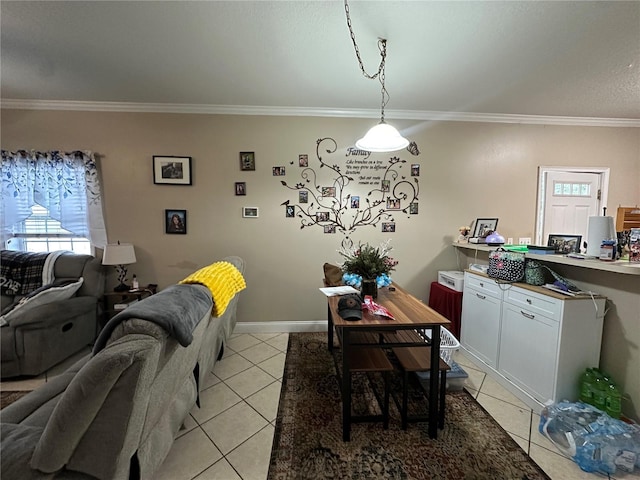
[234,320,328,334]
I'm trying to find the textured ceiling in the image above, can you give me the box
[1,1,639,121]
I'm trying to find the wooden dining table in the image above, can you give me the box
[327,284,451,440]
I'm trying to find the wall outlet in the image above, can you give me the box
[507,237,514,245]
[519,237,532,245]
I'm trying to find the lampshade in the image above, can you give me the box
[355,122,410,153]
[102,243,136,266]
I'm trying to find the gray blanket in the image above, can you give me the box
[93,284,213,353]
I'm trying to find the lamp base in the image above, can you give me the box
[113,283,131,292]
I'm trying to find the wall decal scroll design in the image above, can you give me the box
[280,137,419,236]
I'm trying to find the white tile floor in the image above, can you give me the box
[3,332,637,480]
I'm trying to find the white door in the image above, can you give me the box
[537,169,608,248]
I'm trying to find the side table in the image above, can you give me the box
[428,281,463,339]
[101,286,156,328]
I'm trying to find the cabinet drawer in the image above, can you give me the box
[464,272,503,298]
[504,287,561,321]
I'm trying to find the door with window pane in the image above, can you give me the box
[541,171,602,250]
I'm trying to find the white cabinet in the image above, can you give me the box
[499,301,559,402]
[460,272,503,368]
[461,271,606,409]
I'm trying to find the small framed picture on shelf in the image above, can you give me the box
[472,218,499,238]
[242,207,259,218]
[547,234,582,254]
[153,156,192,185]
[240,152,255,171]
[165,209,187,234]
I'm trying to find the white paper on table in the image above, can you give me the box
[319,286,360,296]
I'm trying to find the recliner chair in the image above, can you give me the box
[1,251,104,378]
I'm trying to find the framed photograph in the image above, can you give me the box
[324,225,336,234]
[409,202,419,214]
[165,209,187,234]
[351,196,360,209]
[322,186,336,197]
[235,182,246,196]
[382,222,396,232]
[386,198,401,210]
[240,152,255,171]
[411,164,420,176]
[242,207,259,218]
[285,205,295,217]
[472,218,499,238]
[299,154,308,167]
[299,190,308,203]
[272,166,285,176]
[153,156,192,185]
[548,234,582,254]
[316,211,330,222]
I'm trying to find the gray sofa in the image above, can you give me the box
[1,251,105,378]
[0,256,245,480]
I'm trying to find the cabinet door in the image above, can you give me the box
[461,287,502,368]
[499,302,559,403]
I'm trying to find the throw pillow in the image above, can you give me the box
[0,278,84,327]
[0,275,21,296]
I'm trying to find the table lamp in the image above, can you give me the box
[102,242,137,292]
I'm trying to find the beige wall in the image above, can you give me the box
[2,109,639,418]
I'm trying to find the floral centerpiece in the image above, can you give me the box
[338,240,398,296]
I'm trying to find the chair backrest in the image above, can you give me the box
[53,253,105,299]
[323,263,344,287]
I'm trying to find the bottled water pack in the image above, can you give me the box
[539,401,640,475]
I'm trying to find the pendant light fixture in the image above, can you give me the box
[345,1,409,153]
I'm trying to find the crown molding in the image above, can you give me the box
[1,99,638,128]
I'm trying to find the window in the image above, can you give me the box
[553,181,591,197]
[1,150,107,252]
[5,204,91,254]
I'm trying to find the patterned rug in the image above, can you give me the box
[268,332,550,480]
[0,391,30,410]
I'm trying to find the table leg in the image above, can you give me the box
[327,304,334,352]
[428,325,441,439]
[342,329,351,442]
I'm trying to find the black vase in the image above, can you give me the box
[361,279,378,299]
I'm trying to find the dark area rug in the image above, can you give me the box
[268,332,550,480]
[0,391,30,410]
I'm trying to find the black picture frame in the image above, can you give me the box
[235,182,246,196]
[472,218,499,238]
[153,156,192,185]
[240,152,255,171]
[165,209,187,234]
[547,234,582,254]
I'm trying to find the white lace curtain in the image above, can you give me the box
[0,150,107,248]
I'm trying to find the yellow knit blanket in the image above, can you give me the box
[179,261,246,317]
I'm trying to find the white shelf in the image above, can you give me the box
[453,243,640,275]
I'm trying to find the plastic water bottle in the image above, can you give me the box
[579,368,595,404]
[606,383,622,419]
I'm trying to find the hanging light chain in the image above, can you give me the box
[345,0,390,122]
